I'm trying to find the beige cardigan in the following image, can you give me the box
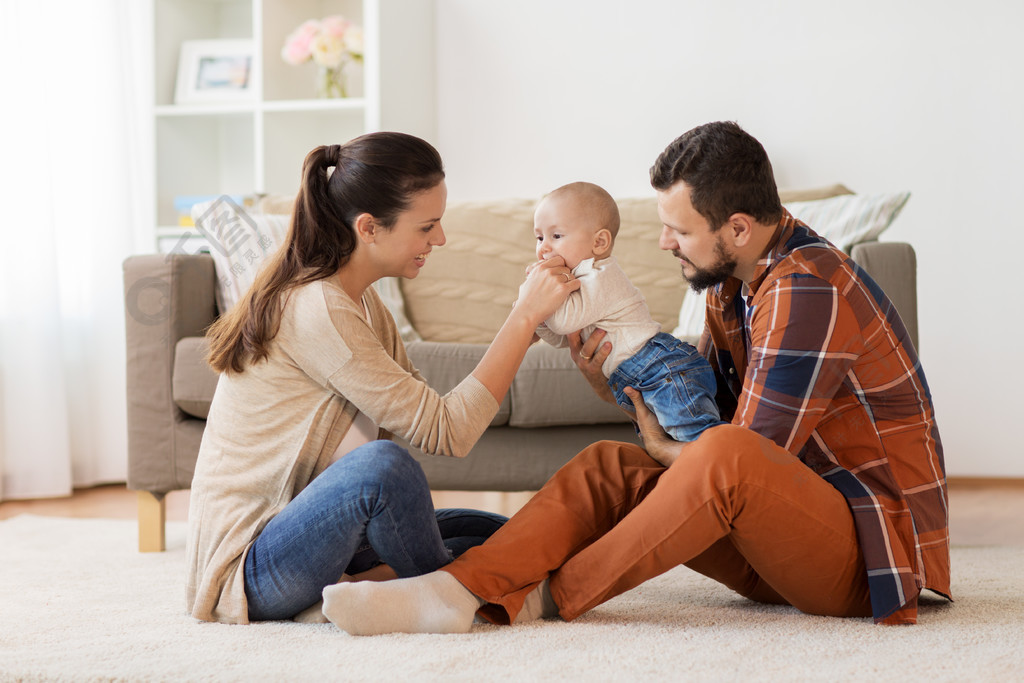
[185,278,498,623]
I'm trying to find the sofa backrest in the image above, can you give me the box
[400,197,687,344]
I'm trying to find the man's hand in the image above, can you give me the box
[567,329,615,404]
[624,386,683,467]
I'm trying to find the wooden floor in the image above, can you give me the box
[1,480,1022,546]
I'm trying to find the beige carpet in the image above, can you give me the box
[1,515,1021,682]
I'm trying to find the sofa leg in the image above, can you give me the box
[137,491,166,552]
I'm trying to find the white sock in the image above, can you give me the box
[322,571,483,636]
[513,579,559,623]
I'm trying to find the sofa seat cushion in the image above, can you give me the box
[410,341,629,428]
[405,341,511,427]
[171,337,521,426]
[171,337,627,427]
[407,341,627,428]
[172,337,219,419]
[508,344,629,427]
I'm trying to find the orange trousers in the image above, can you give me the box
[443,425,872,623]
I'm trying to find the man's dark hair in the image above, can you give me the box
[650,121,783,231]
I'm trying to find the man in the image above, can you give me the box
[321,122,949,633]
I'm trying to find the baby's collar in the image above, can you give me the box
[572,256,612,277]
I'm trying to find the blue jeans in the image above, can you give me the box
[243,440,507,621]
[608,332,723,443]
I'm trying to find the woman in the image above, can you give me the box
[186,132,578,624]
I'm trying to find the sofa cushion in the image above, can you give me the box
[172,337,219,419]
[190,199,290,315]
[170,337,516,426]
[402,197,688,344]
[404,341,511,427]
[784,191,911,252]
[509,344,629,428]
[409,341,629,428]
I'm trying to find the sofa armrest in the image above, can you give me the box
[123,253,217,493]
[849,241,918,351]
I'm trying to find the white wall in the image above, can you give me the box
[434,0,1024,477]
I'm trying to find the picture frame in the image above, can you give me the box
[174,39,256,104]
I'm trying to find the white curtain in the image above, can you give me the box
[0,1,152,500]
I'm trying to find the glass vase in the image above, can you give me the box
[315,65,347,99]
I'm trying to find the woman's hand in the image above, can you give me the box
[514,257,579,327]
[567,329,615,404]
[473,257,577,404]
[624,386,683,467]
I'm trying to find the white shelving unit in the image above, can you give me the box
[150,0,436,251]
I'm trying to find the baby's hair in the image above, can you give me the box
[547,181,621,239]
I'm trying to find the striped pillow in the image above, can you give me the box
[785,191,911,251]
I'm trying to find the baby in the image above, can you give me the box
[533,182,721,443]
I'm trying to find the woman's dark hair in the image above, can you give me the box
[649,121,782,230]
[207,131,445,373]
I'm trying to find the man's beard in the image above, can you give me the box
[677,239,736,293]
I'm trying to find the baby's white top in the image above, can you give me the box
[536,256,660,377]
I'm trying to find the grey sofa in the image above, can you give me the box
[123,193,918,551]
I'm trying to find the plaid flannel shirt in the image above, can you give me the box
[698,210,950,625]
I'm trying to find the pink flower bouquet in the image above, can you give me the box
[281,15,364,97]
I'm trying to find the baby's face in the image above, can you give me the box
[533,195,600,270]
